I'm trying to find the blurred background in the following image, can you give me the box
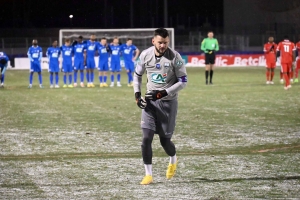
[1,0,300,64]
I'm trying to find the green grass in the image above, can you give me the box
[0,67,299,199]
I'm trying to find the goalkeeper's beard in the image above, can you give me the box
[155,46,166,56]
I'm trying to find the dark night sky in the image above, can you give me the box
[0,0,223,29]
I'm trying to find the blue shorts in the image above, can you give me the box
[98,61,109,71]
[124,61,135,72]
[30,61,42,73]
[110,61,121,72]
[74,59,85,71]
[63,63,73,73]
[86,58,95,69]
[49,62,59,73]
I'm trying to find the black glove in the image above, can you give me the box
[145,90,168,101]
[135,92,147,109]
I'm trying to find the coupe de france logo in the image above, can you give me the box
[156,63,161,69]
[151,73,167,84]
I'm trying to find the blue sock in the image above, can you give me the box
[74,71,78,83]
[38,73,42,85]
[86,72,89,83]
[29,73,33,84]
[127,72,131,83]
[91,71,94,82]
[117,73,121,82]
[69,74,72,84]
[80,71,84,82]
[50,73,53,85]
[55,73,59,84]
[130,73,133,82]
[1,74,4,83]
[99,76,103,83]
[111,74,114,82]
[63,75,67,84]
[104,75,107,83]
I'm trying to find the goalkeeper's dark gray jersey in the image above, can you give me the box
[133,46,187,100]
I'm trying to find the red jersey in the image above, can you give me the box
[296,41,300,55]
[263,42,277,63]
[276,40,296,63]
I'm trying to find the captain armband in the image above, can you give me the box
[178,76,187,83]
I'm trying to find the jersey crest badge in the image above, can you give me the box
[156,63,161,69]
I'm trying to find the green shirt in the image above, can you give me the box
[201,38,219,53]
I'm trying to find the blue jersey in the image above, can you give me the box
[0,52,9,67]
[109,44,122,62]
[122,44,137,62]
[97,44,109,63]
[85,40,98,60]
[73,42,86,61]
[46,47,60,64]
[60,45,73,64]
[27,46,43,62]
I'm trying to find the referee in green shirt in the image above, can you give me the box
[201,31,219,85]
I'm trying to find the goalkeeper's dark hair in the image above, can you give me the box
[154,28,169,38]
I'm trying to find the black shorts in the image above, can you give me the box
[205,53,215,65]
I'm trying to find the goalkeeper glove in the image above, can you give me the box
[145,90,168,101]
[207,49,214,54]
[135,92,147,109]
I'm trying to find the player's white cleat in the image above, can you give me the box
[39,85,44,88]
[28,84,32,89]
[55,85,60,88]
[110,82,114,87]
[280,79,284,84]
[117,82,122,87]
[74,83,77,87]
[266,81,270,84]
[287,85,292,89]
[50,84,54,88]
[290,79,294,84]
[80,82,85,87]
[270,81,274,85]
[0,84,4,88]
[140,175,153,185]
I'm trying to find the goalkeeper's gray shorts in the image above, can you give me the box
[141,98,178,138]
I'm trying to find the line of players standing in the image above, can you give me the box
[27,34,140,88]
[264,35,300,90]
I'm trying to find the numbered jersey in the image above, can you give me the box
[27,46,43,61]
[277,40,296,63]
[109,44,122,62]
[135,46,187,100]
[60,45,73,64]
[74,43,86,60]
[46,47,60,62]
[122,44,137,61]
[97,44,109,62]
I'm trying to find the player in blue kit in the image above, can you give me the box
[46,40,61,88]
[73,36,86,87]
[108,37,122,87]
[97,37,109,87]
[0,51,9,88]
[122,38,140,87]
[27,39,43,88]
[60,39,74,88]
[85,34,98,88]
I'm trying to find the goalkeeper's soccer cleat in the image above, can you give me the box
[63,84,67,88]
[294,78,299,83]
[166,160,178,180]
[68,84,73,88]
[103,83,108,87]
[140,175,153,185]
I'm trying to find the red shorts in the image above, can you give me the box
[296,59,300,69]
[266,62,276,68]
[281,63,292,73]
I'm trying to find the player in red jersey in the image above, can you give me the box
[263,37,277,84]
[276,36,296,90]
[294,36,300,83]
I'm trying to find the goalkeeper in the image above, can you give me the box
[201,31,219,85]
[133,28,187,185]
[0,51,9,88]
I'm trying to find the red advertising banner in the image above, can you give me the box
[186,54,278,67]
